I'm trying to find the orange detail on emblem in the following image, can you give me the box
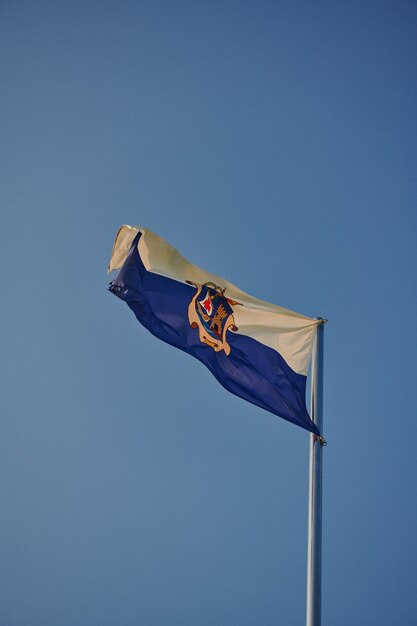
[186,281,240,356]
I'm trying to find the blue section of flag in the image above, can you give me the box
[108,233,319,435]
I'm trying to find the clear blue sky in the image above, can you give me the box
[1,1,416,625]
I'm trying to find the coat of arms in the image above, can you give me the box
[187,281,241,356]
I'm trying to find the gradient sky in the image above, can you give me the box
[1,2,417,625]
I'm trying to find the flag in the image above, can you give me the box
[108,225,321,435]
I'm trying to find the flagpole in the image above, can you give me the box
[306,319,325,626]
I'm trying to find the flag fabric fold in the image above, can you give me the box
[108,225,321,435]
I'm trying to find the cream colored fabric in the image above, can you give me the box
[108,225,320,375]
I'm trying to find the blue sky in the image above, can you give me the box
[1,1,416,624]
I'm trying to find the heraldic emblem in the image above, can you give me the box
[186,281,241,356]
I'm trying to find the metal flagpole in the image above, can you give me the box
[306,319,326,626]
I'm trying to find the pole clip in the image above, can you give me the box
[313,434,327,446]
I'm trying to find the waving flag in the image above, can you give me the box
[108,226,321,434]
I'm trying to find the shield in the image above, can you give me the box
[187,281,239,356]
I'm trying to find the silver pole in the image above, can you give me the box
[306,319,325,626]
